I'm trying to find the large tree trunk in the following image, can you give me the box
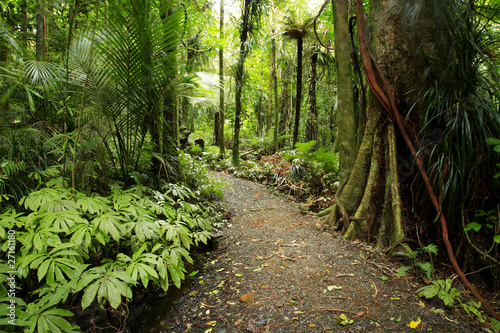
[332,0,356,181]
[324,0,424,246]
[305,49,318,142]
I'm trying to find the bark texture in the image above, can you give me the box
[332,0,356,181]
[292,35,303,147]
[305,49,318,142]
[36,1,48,61]
[232,0,252,166]
[217,0,225,156]
[325,0,422,246]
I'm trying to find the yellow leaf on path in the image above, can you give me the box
[307,323,317,327]
[409,318,421,328]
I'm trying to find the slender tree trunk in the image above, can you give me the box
[278,57,291,147]
[266,33,276,134]
[21,0,28,48]
[305,49,318,142]
[272,34,279,152]
[160,0,179,156]
[255,94,263,137]
[332,0,356,181]
[36,1,48,61]
[217,0,225,156]
[233,0,251,166]
[292,36,303,147]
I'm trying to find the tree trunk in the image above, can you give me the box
[305,49,318,142]
[36,1,48,61]
[255,94,263,137]
[266,51,272,133]
[21,0,28,48]
[278,56,291,147]
[160,0,179,156]
[324,0,417,246]
[332,0,356,182]
[272,34,279,152]
[217,0,225,156]
[292,36,303,147]
[233,0,252,166]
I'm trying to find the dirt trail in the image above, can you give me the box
[143,172,481,332]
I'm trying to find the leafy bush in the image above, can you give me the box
[200,146,232,172]
[0,176,219,332]
[283,141,339,197]
[178,151,227,199]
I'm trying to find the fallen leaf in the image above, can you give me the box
[206,321,217,326]
[327,285,343,291]
[307,323,316,327]
[253,194,260,198]
[294,311,304,315]
[240,293,255,303]
[409,318,421,328]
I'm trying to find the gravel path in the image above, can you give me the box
[138,172,482,333]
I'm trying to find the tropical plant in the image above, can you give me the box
[0,158,221,331]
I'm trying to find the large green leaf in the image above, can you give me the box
[79,266,135,310]
[91,213,127,242]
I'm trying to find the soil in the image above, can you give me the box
[136,172,485,333]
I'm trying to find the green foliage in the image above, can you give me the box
[0,171,219,331]
[395,244,437,280]
[23,301,79,333]
[412,0,500,234]
[488,317,500,332]
[286,141,339,176]
[466,209,500,247]
[488,137,500,179]
[417,279,460,307]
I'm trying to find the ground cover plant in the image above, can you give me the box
[0,152,225,332]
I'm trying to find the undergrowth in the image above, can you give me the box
[201,141,339,213]
[0,152,225,332]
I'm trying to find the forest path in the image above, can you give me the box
[145,172,479,333]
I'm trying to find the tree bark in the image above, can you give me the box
[305,49,318,142]
[272,34,279,152]
[36,1,48,61]
[332,0,356,181]
[233,0,252,166]
[292,36,303,147]
[324,0,410,246]
[160,0,179,156]
[278,56,291,147]
[217,0,225,156]
[21,0,28,48]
